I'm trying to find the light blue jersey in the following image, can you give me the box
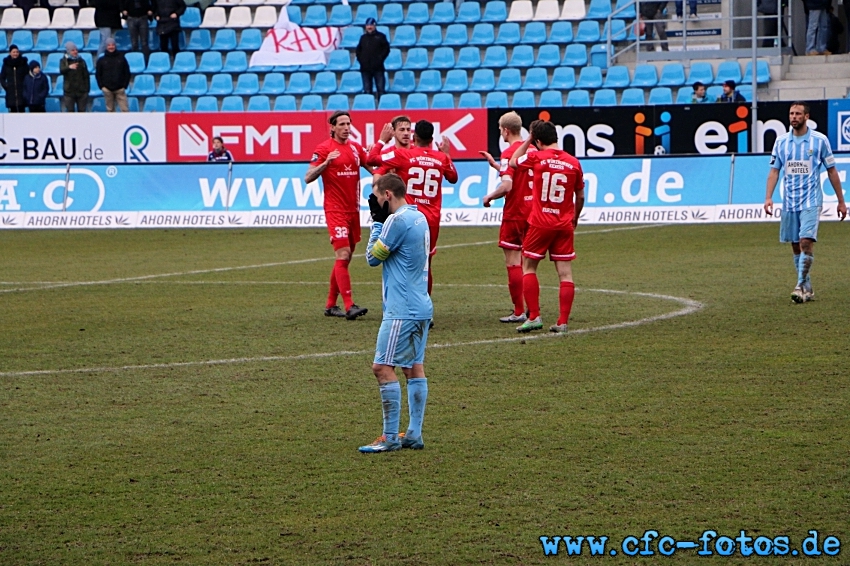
[770,129,836,212]
[366,204,433,321]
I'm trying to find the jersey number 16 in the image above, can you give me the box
[540,172,568,204]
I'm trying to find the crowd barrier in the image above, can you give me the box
[0,154,847,229]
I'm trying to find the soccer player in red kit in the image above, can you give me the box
[481,111,535,324]
[305,111,372,320]
[509,120,585,334]
[366,119,458,295]
[372,115,412,183]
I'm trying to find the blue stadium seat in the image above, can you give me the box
[353,93,376,110]
[483,0,508,22]
[34,30,58,52]
[548,20,574,43]
[431,92,455,109]
[247,95,271,111]
[443,69,469,91]
[329,4,353,26]
[496,68,521,90]
[443,23,468,46]
[223,52,248,73]
[221,96,244,112]
[0,34,6,53]
[601,18,626,41]
[143,96,167,112]
[589,43,612,68]
[566,89,591,106]
[54,76,64,96]
[456,1,481,23]
[390,70,416,92]
[181,7,201,29]
[575,21,600,43]
[535,44,561,67]
[129,74,155,96]
[511,91,535,107]
[456,46,481,68]
[405,92,429,109]
[482,45,508,67]
[659,62,685,86]
[378,93,402,109]
[354,4,378,25]
[562,44,587,66]
[326,50,351,71]
[458,92,482,108]
[577,65,603,88]
[187,29,211,51]
[182,73,208,96]
[431,2,455,23]
[155,73,182,96]
[169,96,193,112]
[539,90,562,106]
[522,67,548,90]
[43,52,62,74]
[91,98,107,112]
[417,24,443,46]
[59,30,84,52]
[485,91,509,107]
[714,61,741,84]
[631,64,658,87]
[648,86,673,104]
[303,5,327,26]
[604,65,630,88]
[593,88,617,106]
[274,95,297,111]
[743,60,770,84]
[405,2,430,24]
[431,46,455,69]
[380,2,404,24]
[234,73,259,95]
[286,5,302,26]
[326,93,349,110]
[84,32,99,53]
[676,86,694,103]
[521,21,547,44]
[11,31,34,53]
[312,70,337,93]
[403,47,429,70]
[238,29,263,51]
[738,84,753,101]
[550,67,576,89]
[587,0,612,19]
[620,88,645,105]
[508,45,534,67]
[687,61,714,85]
[208,73,234,96]
[338,71,363,93]
[114,30,132,51]
[470,68,495,91]
[496,22,520,44]
[172,51,197,73]
[212,29,237,51]
[340,27,361,48]
[195,96,219,112]
[417,69,442,92]
[198,51,223,73]
[384,48,402,70]
[614,0,636,19]
[285,72,312,94]
[394,25,417,47]
[260,73,286,95]
[300,94,324,111]
[470,23,495,45]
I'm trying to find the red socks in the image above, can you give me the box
[507,264,524,316]
[558,281,575,326]
[326,267,339,309]
[522,273,540,320]
[333,259,354,310]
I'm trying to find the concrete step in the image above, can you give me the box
[774,85,849,100]
[789,53,850,64]
[772,78,850,89]
[786,66,850,80]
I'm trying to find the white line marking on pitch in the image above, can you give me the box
[0,288,701,378]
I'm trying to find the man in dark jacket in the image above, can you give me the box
[121,0,154,60]
[96,38,131,112]
[639,1,669,52]
[23,60,49,112]
[1,45,29,113]
[94,0,123,59]
[60,41,90,112]
[718,80,746,102]
[155,0,187,58]
[355,17,390,98]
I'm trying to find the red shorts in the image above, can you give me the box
[498,219,529,251]
[325,211,361,251]
[428,222,439,256]
[522,225,575,262]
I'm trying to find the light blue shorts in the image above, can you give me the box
[374,318,430,368]
[779,207,821,243]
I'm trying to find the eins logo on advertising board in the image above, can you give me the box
[634,106,750,155]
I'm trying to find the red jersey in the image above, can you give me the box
[310,138,369,213]
[499,141,535,221]
[515,148,584,230]
[367,142,458,225]
[372,142,409,177]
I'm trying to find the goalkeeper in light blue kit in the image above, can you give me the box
[359,173,433,454]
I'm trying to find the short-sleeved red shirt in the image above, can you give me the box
[515,148,584,230]
[310,138,369,214]
[499,141,535,221]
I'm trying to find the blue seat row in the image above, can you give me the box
[300,1,508,27]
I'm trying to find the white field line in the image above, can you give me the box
[0,288,702,378]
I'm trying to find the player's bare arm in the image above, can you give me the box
[574,186,585,228]
[509,136,534,169]
[764,167,780,215]
[826,167,847,220]
[366,124,395,167]
[305,150,340,184]
[483,177,513,208]
[479,151,499,171]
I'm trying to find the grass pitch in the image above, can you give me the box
[1,223,848,565]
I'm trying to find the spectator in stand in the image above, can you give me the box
[94,0,123,59]
[674,0,698,19]
[155,0,187,58]
[639,1,669,51]
[1,45,29,113]
[207,137,234,162]
[13,0,36,19]
[757,0,779,48]
[804,0,830,54]
[60,41,90,112]
[121,0,154,61]
[96,38,131,112]
[691,81,711,102]
[355,17,390,99]
[827,5,843,54]
[719,80,746,102]
[23,60,49,112]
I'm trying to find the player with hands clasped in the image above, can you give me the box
[509,120,585,334]
[360,173,433,454]
[305,111,373,320]
[764,101,847,303]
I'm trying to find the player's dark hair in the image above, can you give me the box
[375,173,406,199]
[392,115,411,129]
[329,111,350,126]
[414,120,434,143]
[212,136,224,144]
[693,81,704,90]
[791,101,810,115]
[531,121,558,146]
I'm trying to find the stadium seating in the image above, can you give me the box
[221,95,244,111]
[405,92,429,109]
[566,89,590,106]
[485,91,508,107]
[714,61,742,84]
[621,88,646,105]
[539,89,562,106]
[522,67,548,90]
[648,86,673,104]
[507,0,533,21]
[550,66,576,89]
[604,66,631,88]
[482,45,507,67]
[496,68,521,91]
[431,92,454,108]
[170,96,193,112]
[274,95,297,111]
[512,90,535,107]
[247,95,271,111]
[458,92,481,108]
[743,60,770,84]
[658,63,686,86]
[631,64,658,87]
[143,96,167,112]
[326,93,348,110]
[378,93,402,110]
[470,68,495,91]
[576,66,603,89]
[592,88,617,106]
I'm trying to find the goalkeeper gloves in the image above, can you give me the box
[368,193,390,224]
